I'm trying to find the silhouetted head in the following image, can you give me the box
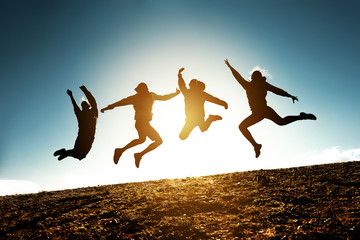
[189,79,198,89]
[189,79,206,91]
[197,80,205,91]
[81,101,90,110]
[251,70,266,83]
[135,82,149,94]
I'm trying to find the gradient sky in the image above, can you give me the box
[1,0,359,195]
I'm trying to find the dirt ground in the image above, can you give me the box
[1,161,360,239]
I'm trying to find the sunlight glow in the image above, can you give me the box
[0,180,41,196]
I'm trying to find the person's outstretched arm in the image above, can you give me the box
[80,85,98,116]
[224,59,248,89]
[67,89,81,115]
[204,92,228,109]
[155,89,180,101]
[178,68,187,93]
[101,95,134,113]
[267,83,298,103]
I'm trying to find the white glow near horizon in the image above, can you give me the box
[0,180,41,196]
[2,147,359,196]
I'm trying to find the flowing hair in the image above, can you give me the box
[248,66,272,81]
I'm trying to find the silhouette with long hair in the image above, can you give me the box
[54,85,98,160]
[225,59,316,158]
[101,83,180,168]
[178,68,228,140]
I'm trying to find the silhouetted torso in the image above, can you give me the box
[182,89,207,120]
[245,81,269,112]
[131,92,156,122]
[77,109,97,138]
[74,108,98,157]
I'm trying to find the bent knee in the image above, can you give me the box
[138,138,146,144]
[274,118,287,126]
[239,123,247,132]
[179,133,187,140]
[149,134,162,145]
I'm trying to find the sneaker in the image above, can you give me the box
[300,112,317,120]
[58,154,67,161]
[54,148,65,156]
[134,153,142,168]
[209,115,223,122]
[113,148,123,165]
[254,144,262,158]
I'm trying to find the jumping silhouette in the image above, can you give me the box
[101,83,180,168]
[54,85,98,160]
[225,59,316,158]
[178,68,228,140]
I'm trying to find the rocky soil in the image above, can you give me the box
[1,161,360,239]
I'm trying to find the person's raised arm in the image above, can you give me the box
[204,92,228,109]
[224,59,248,89]
[267,83,298,103]
[101,95,134,113]
[80,85,98,116]
[155,89,180,101]
[178,68,187,93]
[67,89,81,115]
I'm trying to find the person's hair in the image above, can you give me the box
[251,70,266,81]
[197,80,205,91]
[249,66,272,82]
[81,101,90,109]
[189,79,205,91]
[135,82,149,93]
[189,79,198,89]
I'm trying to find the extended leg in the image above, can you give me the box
[122,138,146,152]
[134,123,163,168]
[265,107,316,126]
[239,114,263,158]
[113,137,146,164]
[113,121,147,164]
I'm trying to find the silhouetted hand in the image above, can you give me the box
[224,102,228,110]
[291,96,298,103]
[224,59,231,67]
[79,85,86,91]
[178,68,185,74]
[100,108,106,113]
[67,89,72,96]
[175,88,180,95]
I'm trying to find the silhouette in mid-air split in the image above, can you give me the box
[54,85,98,161]
[225,59,316,158]
[177,68,228,140]
[101,83,180,168]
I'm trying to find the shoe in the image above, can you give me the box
[134,153,142,168]
[254,144,262,158]
[113,148,123,165]
[300,112,317,120]
[54,148,65,156]
[209,115,223,122]
[58,154,67,161]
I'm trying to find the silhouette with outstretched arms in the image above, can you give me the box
[54,85,98,160]
[224,59,316,158]
[101,82,180,168]
[178,68,228,140]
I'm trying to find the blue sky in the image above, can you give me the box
[1,0,359,195]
